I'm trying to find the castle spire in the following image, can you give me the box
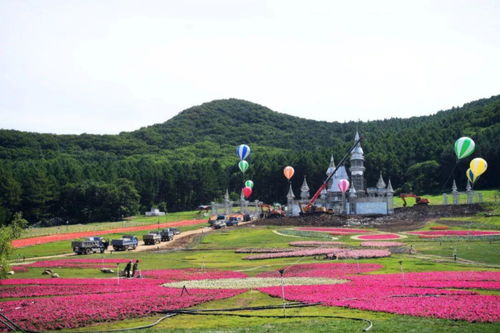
[300,176,310,199]
[376,172,386,189]
[287,184,296,200]
[386,178,394,193]
[326,155,336,176]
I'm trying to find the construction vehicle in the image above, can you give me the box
[300,137,362,215]
[399,194,430,207]
[72,237,108,255]
[143,232,161,245]
[111,235,138,251]
[260,203,286,218]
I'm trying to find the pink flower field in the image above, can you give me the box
[408,230,500,237]
[0,269,247,331]
[356,233,403,240]
[288,241,345,247]
[258,264,500,323]
[360,241,405,247]
[297,227,370,235]
[1,264,498,329]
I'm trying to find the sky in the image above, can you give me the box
[1,0,499,134]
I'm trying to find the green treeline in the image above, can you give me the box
[0,96,499,225]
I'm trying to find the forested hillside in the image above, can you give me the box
[0,96,499,225]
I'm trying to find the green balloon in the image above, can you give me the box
[245,180,254,188]
[239,160,249,173]
[454,137,475,159]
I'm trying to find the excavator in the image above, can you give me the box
[300,137,361,215]
[399,194,429,207]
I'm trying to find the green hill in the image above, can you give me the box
[0,96,499,224]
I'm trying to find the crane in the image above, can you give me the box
[301,137,362,214]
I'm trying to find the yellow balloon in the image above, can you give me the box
[470,158,488,177]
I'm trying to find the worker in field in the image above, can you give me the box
[124,260,132,278]
[132,259,140,277]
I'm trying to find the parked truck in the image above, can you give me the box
[160,228,175,241]
[143,232,161,245]
[72,237,108,255]
[111,235,138,251]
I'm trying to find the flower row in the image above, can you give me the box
[360,241,405,247]
[408,230,500,237]
[244,248,391,260]
[354,233,404,240]
[296,227,369,235]
[288,241,345,247]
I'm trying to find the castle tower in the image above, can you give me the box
[350,131,365,192]
[326,155,336,190]
[300,176,310,200]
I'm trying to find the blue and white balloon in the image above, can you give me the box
[236,144,251,160]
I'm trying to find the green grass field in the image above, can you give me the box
[4,191,500,332]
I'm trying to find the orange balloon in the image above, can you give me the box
[283,166,295,180]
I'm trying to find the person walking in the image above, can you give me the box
[124,260,132,278]
[131,260,140,277]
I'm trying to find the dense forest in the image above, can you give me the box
[0,95,499,225]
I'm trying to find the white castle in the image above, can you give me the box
[287,131,394,215]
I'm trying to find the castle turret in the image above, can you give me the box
[376,172,386,189]
[300,176,310,200]
[350,131,365,192]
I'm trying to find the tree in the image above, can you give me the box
[0,212,27,278]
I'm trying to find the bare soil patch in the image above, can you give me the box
[254,204,485,232]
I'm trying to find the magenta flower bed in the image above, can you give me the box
[0,269,247,331]
[326,249,391,259]
[244,248,390,260]
[257,263,383,278]
[244,248,343,260]
[141,268,247,282]
[0,287,244,331]
[258,265,500,322]
[360,242,405,247]
[408,230,500,237]
[297,227,370,235]
[357,233,402,240]
[289,241,345,247]
[25,258,131,269]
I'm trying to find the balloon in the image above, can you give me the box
[283,166,295,180]
[236,144,251,160]
[454,137,475,159]
[242,186,252,198]
[466,168,479,184]
[338,179,350,193]
[238,160,249,173]
[470,157,487,176]
[245,180,254,188]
